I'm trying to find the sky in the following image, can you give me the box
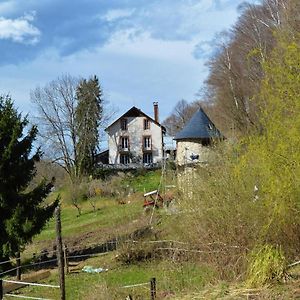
[0,0,258,121]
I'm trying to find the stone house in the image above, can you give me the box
[105,103,166,166]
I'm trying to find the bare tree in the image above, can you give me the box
[203,0,291,136]
[162,99,201,136]
[31,75,80,180]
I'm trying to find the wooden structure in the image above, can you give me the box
[143,190,174,209]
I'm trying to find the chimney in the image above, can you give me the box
[153,102,159,123]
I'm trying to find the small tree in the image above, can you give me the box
[0,96,58,260]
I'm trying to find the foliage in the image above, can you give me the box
[93,167,116,180]
[235,36,300,256]
[176,31,300,282]
[0,96,58,258]
[75,75,103,176]
[247,245,286,287]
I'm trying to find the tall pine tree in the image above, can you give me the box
[0,96,58,260]
[75,76,103,176]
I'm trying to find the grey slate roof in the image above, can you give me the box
[174,108,222,140]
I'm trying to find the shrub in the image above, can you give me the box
[117,241,168,265]
[246,245,286,287]
[65,179,89,215]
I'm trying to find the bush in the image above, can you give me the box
[175,150,266,279]
[65,179,89,215]
[247,245,286,287]
[117,241,169,265]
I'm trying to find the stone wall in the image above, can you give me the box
[176,139,211,166]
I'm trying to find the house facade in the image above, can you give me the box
[105,103,165,166]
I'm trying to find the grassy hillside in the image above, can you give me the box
[6,166,300,299]
[15,169,219,299]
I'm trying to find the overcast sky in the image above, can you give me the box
[0,0,258,121]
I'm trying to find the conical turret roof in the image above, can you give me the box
[174,108,222,140]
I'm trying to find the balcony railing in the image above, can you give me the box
[143,145,152,151]
[118,145,130,152]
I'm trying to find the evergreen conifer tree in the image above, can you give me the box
[0,96,58,260]
[75,76,103,176]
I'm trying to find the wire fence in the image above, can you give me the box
[0,261,14,267]
[0,236,250,300]
[1,278,59,300]
[1,276,157,300]
[0,238,246,278]
[5,295,52,300]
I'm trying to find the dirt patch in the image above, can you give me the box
[64,216,149,250]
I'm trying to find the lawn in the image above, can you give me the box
[23,195,146,260]
[14,251,215,300]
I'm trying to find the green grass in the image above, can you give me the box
[122,170,162,193]
[16,252,215,300]
[34,170,162,243]
[23,196,145,259]
[35,198,141,241]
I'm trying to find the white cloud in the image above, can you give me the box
[0,12,41,44]
[101,8,135,22]
[104,29,196,64]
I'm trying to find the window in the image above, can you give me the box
[120,136,129,150]
[121,118,128,131]
[144,118,150,130]
[143,136,151,150]
[120,154,130,164]
[143,153,153,164]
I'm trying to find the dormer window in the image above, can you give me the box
[144,119,150,130]
[121,119,128,131]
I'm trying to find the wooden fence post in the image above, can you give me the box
[150,277,156,300]
[63,245,69,274]
[55,206,66,300]
[0,279,3,300]
[16,252,21,280]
